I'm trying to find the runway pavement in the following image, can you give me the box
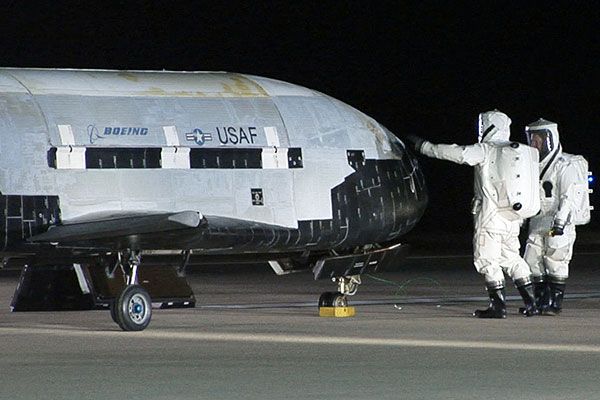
[1,252,600,399]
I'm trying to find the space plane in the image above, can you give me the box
[0,68,427,330]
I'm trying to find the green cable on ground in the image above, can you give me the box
[364,273,441,297]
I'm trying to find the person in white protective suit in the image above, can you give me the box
[406,110,539,318]
[524,119,581,315]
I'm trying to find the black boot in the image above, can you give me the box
[543,282,566,316]
[517,283,539,317]
[533,281,549,309]
[474,287,507,319]
[534,281,550,314]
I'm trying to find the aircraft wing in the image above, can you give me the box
[27,211,292,252]
[29,211,203,243]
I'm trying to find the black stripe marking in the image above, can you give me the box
[48,147,304,170]
[480,124,495,141]
[540,144,561,179]
[190,148,262,169]
[86,148,161,169]
[287,148,303,168]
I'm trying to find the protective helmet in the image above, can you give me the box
[525,118,560,161]
[478,110,511,143]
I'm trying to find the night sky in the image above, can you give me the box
[0,2,597,233]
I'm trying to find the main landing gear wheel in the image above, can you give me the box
[114,285,152,331]
[110,301,119,323]
[318,291,348,307]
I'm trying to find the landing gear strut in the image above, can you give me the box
[318,275,361,307]
[109,250,152,331]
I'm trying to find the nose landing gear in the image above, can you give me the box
[318,275,360,317]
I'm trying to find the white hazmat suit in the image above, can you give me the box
[407,110,539,318]
[524,118,582,315]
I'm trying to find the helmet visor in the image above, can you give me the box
[526,129,554,160]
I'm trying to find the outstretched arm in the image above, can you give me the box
[420,141,486,166]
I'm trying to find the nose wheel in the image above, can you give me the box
[318,291,348,307]
[318,275,360,309]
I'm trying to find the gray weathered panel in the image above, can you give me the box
[271,96,348,148]
[35,96,287,148]
[0,93,56,194]
[293,148,353,221]
[4,69,269,98]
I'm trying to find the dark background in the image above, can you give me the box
[0,1,597,235]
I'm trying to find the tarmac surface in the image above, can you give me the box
[1,249,600,399]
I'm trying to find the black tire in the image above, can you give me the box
[110,301,118,323]
[318,292,333,307]
[114,285,152,331]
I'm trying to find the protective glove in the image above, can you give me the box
[549,224,564,237]
[404,134,426,153]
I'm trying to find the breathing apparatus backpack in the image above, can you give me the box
[561,153,592,225]
[488,142,541,221]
